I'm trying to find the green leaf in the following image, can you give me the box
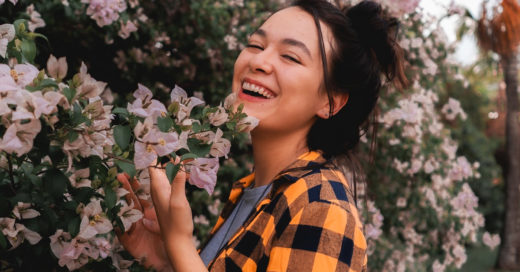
[157,116,174,132]
[68,216,81,237]
[71,103,88,126]
[0,232,6,249]
[20,39,36,63]
[63,87,76,103]
[104,186,117,209]
[42,169,68,198]
[113,125,131,150]
[180,153,198,161]
[112,107,129,116]
[68,131,79,143]
[26,78,58,91]
[192,121,201,133]
[115,160,136,178]
[165,163,181,184]
[187,138,211,157]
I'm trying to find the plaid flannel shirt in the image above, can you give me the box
[204,151,367,271]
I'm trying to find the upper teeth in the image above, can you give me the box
[242,82,274,98]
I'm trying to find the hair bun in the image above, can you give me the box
[345,1,406,88]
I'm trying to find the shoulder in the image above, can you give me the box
[277,164,357,214]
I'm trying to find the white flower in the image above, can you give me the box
[170,85,204,121]
[127,84,167,119]
[223,92,237,109]
[26,4,46,32]
[117,201,143,231]
[236,116,259,133]
[188,157,219,194]
[208,105,228,126]
[118,20,137,39]
[0,63,39,88]
[49,229,71,258]
[0,217,41,249]
[210,128,231,158]
[78,199,112,239]
[58,238,89,270]
[441,98,467,121]
[12,202,40,219]
[68,168,91,188]
[46,54,68,80]
[133,117,179,169]
[0,24,15,58]
[1,119,41,156]
[75,62,107,100]
[448,157,473,182]
[482,232,500,250]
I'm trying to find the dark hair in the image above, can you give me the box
[292,0,408,158]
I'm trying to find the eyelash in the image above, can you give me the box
[246,44,301,64]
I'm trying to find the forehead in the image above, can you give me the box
[258,6,333,56]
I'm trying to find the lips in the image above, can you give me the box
[239,78,277,101]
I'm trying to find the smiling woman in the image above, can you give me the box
[117,0,407,271]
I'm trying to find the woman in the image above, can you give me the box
[117,0,407,271]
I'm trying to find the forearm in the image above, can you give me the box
[164,236,208,272]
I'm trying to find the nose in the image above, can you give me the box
[249,49,274,74]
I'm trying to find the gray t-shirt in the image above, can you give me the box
[200,183,272,266]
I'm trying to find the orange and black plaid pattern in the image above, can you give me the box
[204,151,367,272]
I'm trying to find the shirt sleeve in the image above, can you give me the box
[266,201,367,272]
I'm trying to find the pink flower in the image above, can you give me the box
[188,157,219,194]
[118,20,137,39]
[0,217,41,249]
[0,63,39,88]
[68,168,91,188]
[170,85,204,121]
[46,54,67,80]
[26,4,45,32]
[117,201,143,231]
[82,0,127,27]
[236,116,259,133]
[78,199,112,239]
[210,128,231,158]
[12,202,40,219]
[127,84,167,119]
[133,117,179,169]
[49,229,71,258]
[482,232,500,250]
[208,105,228,126]
[1,118,41,156]
[0,24,15,58]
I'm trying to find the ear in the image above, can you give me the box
[316,92,349,119]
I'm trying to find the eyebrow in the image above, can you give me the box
[252,28,313,60]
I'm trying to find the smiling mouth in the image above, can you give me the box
[242,81,275,99]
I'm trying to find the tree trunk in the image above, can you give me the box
[498,52,520,270]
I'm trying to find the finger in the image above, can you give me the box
[148,165,172,214]
[117,173,143,211]
[142,218,161,234]
[170,165,187,199]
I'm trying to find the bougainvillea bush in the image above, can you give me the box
[0,0,504,271]
[0,18,256,271]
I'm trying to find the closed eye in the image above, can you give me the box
[246,44,263,50]
[283,54,301,64]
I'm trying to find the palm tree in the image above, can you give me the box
[477,0,520,269]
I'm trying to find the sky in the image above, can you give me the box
[419,0,484,66]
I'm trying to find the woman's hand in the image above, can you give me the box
[148,162,208,271]
[116,173,171,271]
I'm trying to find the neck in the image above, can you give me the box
[251,129,309,187]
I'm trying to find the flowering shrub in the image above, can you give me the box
[358,3,502,271]
[0,0,505,271]
[0,19,256,271]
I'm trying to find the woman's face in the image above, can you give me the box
[231,7,334,136]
